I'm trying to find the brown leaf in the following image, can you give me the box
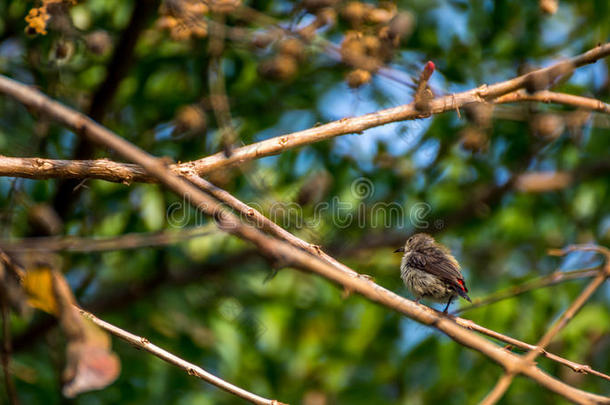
[62,335,121,398]
[50,271,121,397]
[22,264,120,396]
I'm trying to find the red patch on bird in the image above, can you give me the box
[457,279,468,292]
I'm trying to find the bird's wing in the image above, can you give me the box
[406,250,468,293]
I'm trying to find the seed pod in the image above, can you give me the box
[460,127,489,152]
[302,0,340,14]
[85,30,112,55]
[341,2,369,27]
[530,113,564,140]
[173,104,207,135]
[540,0,558,14]
[346,69,372,88]
[278,38,305,60]
[258,55,298,81]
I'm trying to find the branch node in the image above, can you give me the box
[310,244,323,255]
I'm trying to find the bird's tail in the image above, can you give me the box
[457,289,472,303]
[454,279,472,302]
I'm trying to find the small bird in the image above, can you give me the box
[395,233,471,313]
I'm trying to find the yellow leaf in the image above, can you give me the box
[22,266,59,315]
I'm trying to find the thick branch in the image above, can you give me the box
[0,75,607,404]
[1,44,608,185]
[184,174,359,277]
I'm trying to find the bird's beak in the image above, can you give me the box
[394,247,405,253]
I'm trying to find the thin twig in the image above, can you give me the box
[0,293,20,405]
[481,245,610,405]
[492,104,610,128]
[0,225,217,253]
[79,309,285,405]
[0,251,281,405]
[456,266,602,314]
[453,317,610,382]
[11,250,258,353]
[208,13,237,156]
[494,90,610,113]
[0,75,607,404]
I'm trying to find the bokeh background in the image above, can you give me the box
[0,0,609,404]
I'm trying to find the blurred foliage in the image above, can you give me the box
[0,0,609,404]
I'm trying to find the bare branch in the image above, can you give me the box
[184,173,359,278]
[494,90,610,113]
[0,292,20,405]
[0,75,608,404]
[454,317,610,383]
[1,44,608,185]
[167,43,610,176]
[456,266,602,314]
[79,309,285,405]
[0,251,281,405]
[0,156,149,183]
[53,0,160,215]
[481,246,610,405]
[0,226,217,253]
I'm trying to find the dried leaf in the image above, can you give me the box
[22,265,120,396]
[50,271,121,397]
[62,326,121,398]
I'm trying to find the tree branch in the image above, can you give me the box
[456,266,602,314]
[0,75,608,404]
[454,316,610,383]
[1,44,607,185]
[79,309,285,405]
[53,0,160,215]
[1,250,279,405]
[0,292,20,405]
[0,226,217,253]
[142,42,610,176]
[494,90,610,113]
[11,250,259,353]
[481,246,610,405]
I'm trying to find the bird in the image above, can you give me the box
[395,233,471,313]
